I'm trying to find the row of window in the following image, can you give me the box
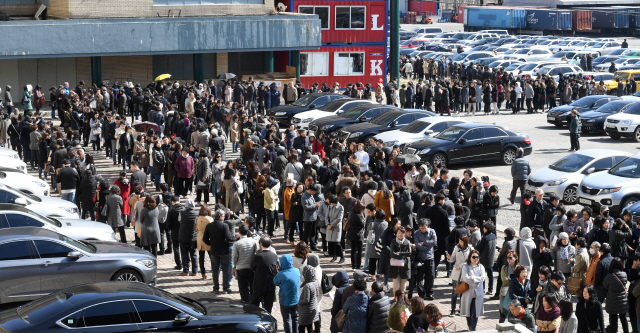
[298,6,365,30]
[60,300,183,328]
[300,52,365,76]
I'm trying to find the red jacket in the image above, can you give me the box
[312,139,325,158]
[114,179,131,215]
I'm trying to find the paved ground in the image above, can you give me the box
[12,107,636,332]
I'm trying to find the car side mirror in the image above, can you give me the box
[390,121,398,127]
[308,104,316,109]
[586,167,595,175]
[174,313,191,325]
[458,138,467,144]
[67,251,82,260]
[359,115,367,121]
[14,198,28,206]
[424,130,434,135]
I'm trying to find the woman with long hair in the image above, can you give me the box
[374,181,393,222]
[387,290,410,331]
[447,235,473,316]
[346,200,366,270]
[389,226,412,295]
[195,204,213,280]
[222,161,242,215]
[139,196,161,256]
[576,285,605,333]
[536,295,561,333]
[37,132,50,180]
[558,299,577,333]
[288,183,305,246]
[499,249,519,322]
[461,249,485,331]
[603,257,630,333]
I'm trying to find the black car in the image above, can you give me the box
[547,95,619,127]
[338,109,436,145]
[418,44,451,53]
[580,100,638,133]
[0,281,276,332]
[267,93,347,126]
[405,123,532,166]
[309,104,400,135]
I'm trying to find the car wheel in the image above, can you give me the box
[609,133,621,139]
[112,269,142,282]
[562,185,579,205]
[622,196,640,211]
[501,148,517,165]
[634,126,640,143]
[430,153,448,168]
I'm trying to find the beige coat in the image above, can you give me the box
[196,215,213,251]
[572,247,590,280]
[230,120,239,142]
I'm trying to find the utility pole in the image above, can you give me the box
[390,0,400,81]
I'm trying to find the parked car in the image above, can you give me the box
[0,228,157,304]
[585,41,622,56]
[503,48,554,62]
[267,93,347,126]
[603,70,640,95]
[0,171,49,196]
[604,101,640,141]
[578,153,640,216]
[441,32,476,43]
[594,58,640,72]
[535,64,583,78]
[0,204,117,242]
[489,59,521,69]
[373,116,467,149]
[401,38,431,49]
[547,95,620,127]
[413,27,443,34]
[562,41,598,52]
[0,160,27,174]
[292,99,375,129]
[550,40,584,53]
[592,55,621,68]
[451,51,494,64]
[580,100,638,133]
[527,149,631,204]
[477,29,509,35]
[516,61,564,77]
[467,57,501,67]
[404,123,532,166]
[0,182,79,218]
[338,109,436,146]
[309,104,399,135]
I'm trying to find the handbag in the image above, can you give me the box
[390,258,405,267]
[101,202,109,217]
[335,310,347,330]
[455,274,469,294]
[93,191,101,212]
[567,274,583,295]
[47,163,56,176]
[92,127,102,136]
[501,292,512,311]
[40,96,46,106]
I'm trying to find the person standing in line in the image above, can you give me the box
[251,236,278,313]
[461,249,485,331]
[202,208,235,293]
[389,226,412,295]
[178,198,199,277]
[106,185,126,242]
[576,285,606,333]
[298,265,321,333]
[367,281,391,333]
[447,235,472,316]
[603,257,630,333]
[414,218,437,301]
[342,278,369,333]
[558,300,577,333]
[569,109,580,152]
[536,295,561,333]
[233,224,257,303]
[139,196,161,257]
[195,204,213,280]
[274,254,301,333]
[509,148,530,205]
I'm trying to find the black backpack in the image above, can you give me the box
[321,272,333,294]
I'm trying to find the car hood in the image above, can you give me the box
[310,115,345,126]
[88,240,154,255]
[580,111,611,119]
[268,104,308,114]
[342,122,381,132]
[582,171,640,189]
[548,105,574,115]
[529,167,577,183]
[374,130,425,144]
[0,309,30,332]
[196,297,274,320]
[58,218,116,241]
[294,110,334,119]
[408,138,451,149]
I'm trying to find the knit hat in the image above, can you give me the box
[558,232,569,240]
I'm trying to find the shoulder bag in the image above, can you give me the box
[100,200,109,217]
[335,309,347,330]
[613,273,628,293]
[455,267,470,294]
[93,191,101,212]
[567,273,583,295]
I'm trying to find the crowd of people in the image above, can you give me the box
[0,75,639,333]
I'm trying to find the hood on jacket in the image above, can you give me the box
[520,227,532,239]
[5,85,10,91]
[534,235,547,248]
[280,254,293,270]
[307,253,319,267]
[184,118,191,127]
[302,265,316,282]
[402,189,411,201]
[332,270,349,288]
[185,198,196,210]
[419,164,429,173]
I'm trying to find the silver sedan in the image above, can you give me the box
[0,227,156,304]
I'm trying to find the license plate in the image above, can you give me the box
[579,198,592,205]
[606,124,615,129]
[547,116,555,121]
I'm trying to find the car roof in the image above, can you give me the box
[452,123,502,129]
[572,149,632,158]
[403,109,437,116]
[343,104,398,113]
[0,203,35,213]
[0,226,61,242]
[416,116,466,123]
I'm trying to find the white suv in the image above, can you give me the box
[604,102,640,142]
[503,48,554,62]
[292,99,375,130]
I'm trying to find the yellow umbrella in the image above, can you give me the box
[155,74,171,81]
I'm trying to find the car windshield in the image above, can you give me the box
[452,53,468,61]
[505,63,523,71]
[401,40,412,46]
[515,49,529,54]
[539,40,554,45]
[521,63,540,71]
[17,292,76,325]
[609,157,640,178]
[2,183,41,202]
[593,43,606,48]
[525,39,538,44]
[58,232,96,253]
[434,126,467,141]
[22,208,62,227]
[596,101,635,114]
[400,121,431,133]
[594,56,608,63]
[551,52,568,58]
[558,41,572,46]
[503,49,518,55]
[614,58,629,64]
[570,97,598,108]
[622,49,639,56]
[623,103,640,114]
[292,94,317,106]
[157,289,206,315]
[451,33,467,39]
[464,35,477,40]
[471,46,484,52]
[537,67,554,75]
[613,72,629,81]
[548,154,594,172]
[319,101,346,112]
[339,108,366,119]
[371,112,403,125]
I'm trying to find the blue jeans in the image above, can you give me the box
[217,245,234,285]
[61,191,76,203]
[363,243,370,272]
[50,107,55,119]
[154,173,162,187]
[232,141,239,152]
[466,298,478,330]
[38,167,47,180]
[280,304,299,333]
[476,102,481,111]
[211,253,230,291]
[111,141,117,163]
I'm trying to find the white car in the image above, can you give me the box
[0,147,21,160]
[373,116,467,148]
[516,61,564,78]
[451,51,494,64]
[503,48,554,62]
[562,41,598,52]
[0,171,49,196]
[526,149,632,204]
[0,159,27,174]
[550,40,584,53]
[595,58,640,72]
[292,99,375,130]
[585,42,622,56]
[535,64,582,78]
[0,183,79,218]
[604,102,640,141]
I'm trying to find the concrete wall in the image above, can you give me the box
[46,0,274,19]
[0,58,76,107]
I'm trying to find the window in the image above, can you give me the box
[313,96,331,107]
[133,300,182,323]
[593,99,611,108]
[299,6,329,29]
[60,310,85,328]
[394,114,414,126]
[483,127,508,138]
[0,189,20,204]
[614,156,629,165]
[83,301,133,327]
[154,0,262,5]
[300,53,329,76]
[5,213,44,228]
[334,53,364,76]
[0,241,33,261]
[335,6,365,29]
[588,157,613,172]
[34,240,73,258]
[462,128,482,141]
[429,122,449,133]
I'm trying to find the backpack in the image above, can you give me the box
[321,272,333,294]
[156,194,169,223]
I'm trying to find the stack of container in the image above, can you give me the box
[580,7,629,29]
[406,11,417,24]
[525,8,572,30]
[464,6,527,29]
[571,10,593,31]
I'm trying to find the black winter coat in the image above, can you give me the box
[367,292,391,333]
[395,190,414,228]
[166,204,185,241]
[603,270,629,314]
[78,176,97,210]
[403,311,428,333]
[346,211,365,242]
[152,148,165,175]
[178,208,199,243]
[389,238,412,279]
[576,299,606,333]
[508,277,531,310]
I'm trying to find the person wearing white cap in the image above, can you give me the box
[552,232,575,281]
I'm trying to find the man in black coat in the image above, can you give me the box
[56,159,81,204]
[528,189,547,229]
[542,195,559,240]
[594,243,613,301]
[129,161,147,192]
[427,193,451,275]
[250,236,278,313]
[118,125,134,171]
[178,198,199,276]
[233,81,244,104]
[78,170,97,220]
[165,195,184,269]
[202,208,235,293]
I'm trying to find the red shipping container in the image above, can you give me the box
[297,45,386,88]
[293,0,387,44]
[458,6,464,23]
[408,1,436,16]
[406,11,416,24]
[572,10,592,30]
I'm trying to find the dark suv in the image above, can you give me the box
[338,109,435,146]
[309,105,401,135]
[267,93,347,127]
